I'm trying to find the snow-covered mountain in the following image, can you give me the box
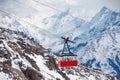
[43,8,89,36]
[42,8,90,52]
[0,5,120,79]
[43,6,120,78]
[73,7,120,77]
[0,27,70,80]
[0,27,117,80]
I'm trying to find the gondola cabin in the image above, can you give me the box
[58,53,78,67]
[58,37,78,67]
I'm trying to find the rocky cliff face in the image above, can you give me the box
[0,27,46,80]
[0,27,63,80]
[0,27,119,80]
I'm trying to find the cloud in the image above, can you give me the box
[65,0,78,5]
[0,0,120,21]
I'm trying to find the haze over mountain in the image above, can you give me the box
[0,0,120,79]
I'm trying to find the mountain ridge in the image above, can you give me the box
[0,6,120,78]
[73,6,120,77]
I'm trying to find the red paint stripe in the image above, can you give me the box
[58,60,78,67]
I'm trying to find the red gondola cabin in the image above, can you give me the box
[58,37,78,67]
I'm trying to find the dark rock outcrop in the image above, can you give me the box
[22,67,44,80]
[25,55,40,71]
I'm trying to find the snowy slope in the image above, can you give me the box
[0,27,65,80]
[0,7,89,51]
[1,27,117,80]
[0,72,12,80]
[0,5,120,79]
[73,7,120,77]
[42,6,120,78]
[42,9,90,52]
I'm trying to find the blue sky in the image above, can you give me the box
[0,0,120,21]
